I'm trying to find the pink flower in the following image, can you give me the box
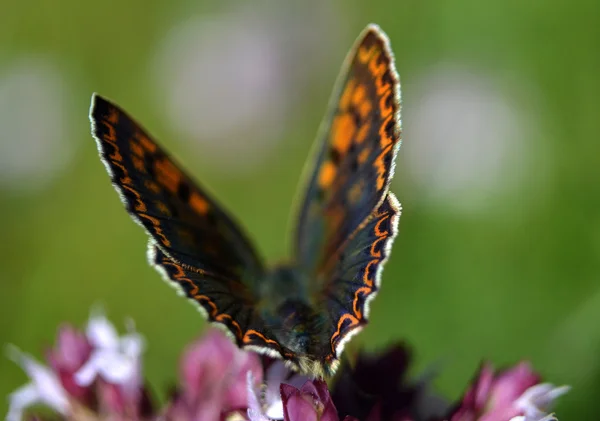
[280,380,340,421]
[45,325,92,402]
[4,309,571,421]
[449,362,569,421]
[164,328,264,420]
[6,309,147,421]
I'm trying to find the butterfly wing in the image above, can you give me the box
[90,94,266,341]
[325,193,401,355]
[295,24,401,273]
[149,244,295,357]
[294,25,402,363]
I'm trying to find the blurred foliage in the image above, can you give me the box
[1,0,599,420]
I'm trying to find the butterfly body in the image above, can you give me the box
[91,24,402,377]
[258,265,332,356]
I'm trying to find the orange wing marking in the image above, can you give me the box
[362,260,377,287]
[129,140,144,157]
[144,180,161,194]
[189,191,210,215]
[378,93,394,119]
[102,123,117,143]
[243,329,283,350]
[136,132,157,153]
[120,184,147,212]
[155,201,171,216]
[107,108,120,124]
[318,161,337,189]
[332,114,356,154]
[368,56,387,78]
[216,313,243,339]
[373,144,394,191]
[162,258,243,341]
[339,79,357,109]
[358,45,378,64]
[378,114,394,148]
[330,313,361,352]
[353,286,372,318]
[154,158,182,194]
[138,213,171,247]
[132,155,145,172]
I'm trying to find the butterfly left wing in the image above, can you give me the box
[294,24,401,276]
[324,192,400,358]
[90,94,274,345]
[292,25,402,370]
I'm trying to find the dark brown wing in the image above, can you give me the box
[90,94,269,345]
[294,24,402,281]
[90,94,264,284]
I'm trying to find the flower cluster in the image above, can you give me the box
[6,311,569,421]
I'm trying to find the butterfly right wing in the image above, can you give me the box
[91,94,284,348]
[90,94,263,280]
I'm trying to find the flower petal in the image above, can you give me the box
[247,371,272,421]
[75,347,140,387]
[86,309,120,350]
[490,362,540,409]
[263,361,309,420]
[280,380,340,421]
[515,383,570,419]
[281,384,319,421]
[167,329,263,420]
[7,384,44,421]
[47,325,91,372]
[449,362,568,421]
[6,346,70,418]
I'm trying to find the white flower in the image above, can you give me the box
[74,309,144,398]
[510,383,571,421]
[5,345,70,421]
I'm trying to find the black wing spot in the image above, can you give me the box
[329,147,342,166]
[384,92,393,111]
[177,181,191,201]
[384,150,393,168]
[316,188,325,202]
[381,70,394,88]
[206,211,218,226]
[145,155,156,177]
[348,141,357,156]
[385,118,395,139]
[350,157,359,173]
[349,105,362,127]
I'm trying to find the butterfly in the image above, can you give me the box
[90,23,402,378]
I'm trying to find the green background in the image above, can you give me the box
[1,1,598,419]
